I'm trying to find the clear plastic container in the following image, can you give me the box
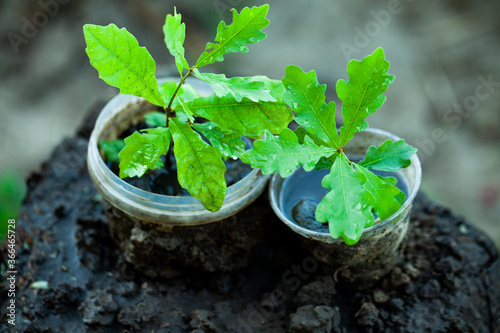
[86,78,270,276]
[269,128,421,288]
[87,78,269,226]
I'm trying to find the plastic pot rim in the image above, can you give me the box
[269,127,421,243]
[87,77,269,226]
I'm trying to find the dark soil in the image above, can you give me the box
[105,119,252,196]
[105,197,269,279]
[1,109,499,333]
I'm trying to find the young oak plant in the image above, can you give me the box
[83,5,292,212]
[241,48,418,245]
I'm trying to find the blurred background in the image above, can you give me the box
[1,0,499,247]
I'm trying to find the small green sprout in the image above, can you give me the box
[83,5,292,212]
[241,48,418,245]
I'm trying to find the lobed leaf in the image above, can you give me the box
[187,94,293,138]
[160,81,199,102]
[160,81,198,122]
[170,119,227,212]
[118,127,171,178]
[83,24,165,107]
[251,75,287,103]
[282,65,340,148]
[359,139,418,172]
[99,139,125,163]
[293,128,335,170]
[193,122,246,160]
[338,48,395,146]
[315,155,375,245]
[240,129,335,178]
[176,96,195,122]
[294,127,328,147]
[163,9,190,76]
[356,165,404,220]
[194,72,276,102]
[195,5,270,67]
[144,112,166,128]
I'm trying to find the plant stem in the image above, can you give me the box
[341,152,353,167]
[165,67,195,127]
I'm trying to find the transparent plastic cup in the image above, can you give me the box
[86,78,269,276]
[269,128,421,288]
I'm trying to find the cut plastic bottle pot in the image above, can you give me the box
[87,78,270,277]
[269,128,421,288]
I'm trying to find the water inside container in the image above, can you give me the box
[279,155,409,233]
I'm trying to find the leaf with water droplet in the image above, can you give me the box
[359,139,418,172]
[193,122,246,160]
[118,127,171,178]
[356,164,404,220]
[83,24,165,108]
[170,119,227,212]
[163,8,189,76]
[338,48,395,146]
[195,5,270,67]
[193,72,277,103]
[240,128,335,177]
[315,154,375,245]
[186,94,292,138]
[282,65,340,148]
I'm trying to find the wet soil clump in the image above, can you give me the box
[1,110,499,332]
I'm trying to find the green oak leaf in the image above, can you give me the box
[145,112,166,127]
[383,175,406,205]
[293,128,335,170]
[195,5,270,67]
[99,139,125,163]
[170,119,227,212]
[176,83,200,102]
[163,8,190,76]
[192,122,246,160]
[193,72,276,102]
[338,48,395,146]
[160,81,198,122]
[101,137,164,169]
[118,127,171,178]
[160,81,199,103]
[176,96,195,122]
[356,164,404,220]
[251,75,286,103]
[359,139,418,172]
[159,81,178,104]
[294,127,328,147]
[293,127,338,170]
[83,24,165,107]
[282,65,340,148]
[315,155,375,245]
[187,95,293,138]
[240,129,334,178]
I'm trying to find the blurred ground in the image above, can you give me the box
[1,0,499,247]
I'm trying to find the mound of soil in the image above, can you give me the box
[1,109,499,333]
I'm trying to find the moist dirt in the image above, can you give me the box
[105,119,252,196]
[1,111,499,333]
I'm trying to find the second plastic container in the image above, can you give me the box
[269,128,421,288]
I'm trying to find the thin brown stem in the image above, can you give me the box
[165,67,196,127]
